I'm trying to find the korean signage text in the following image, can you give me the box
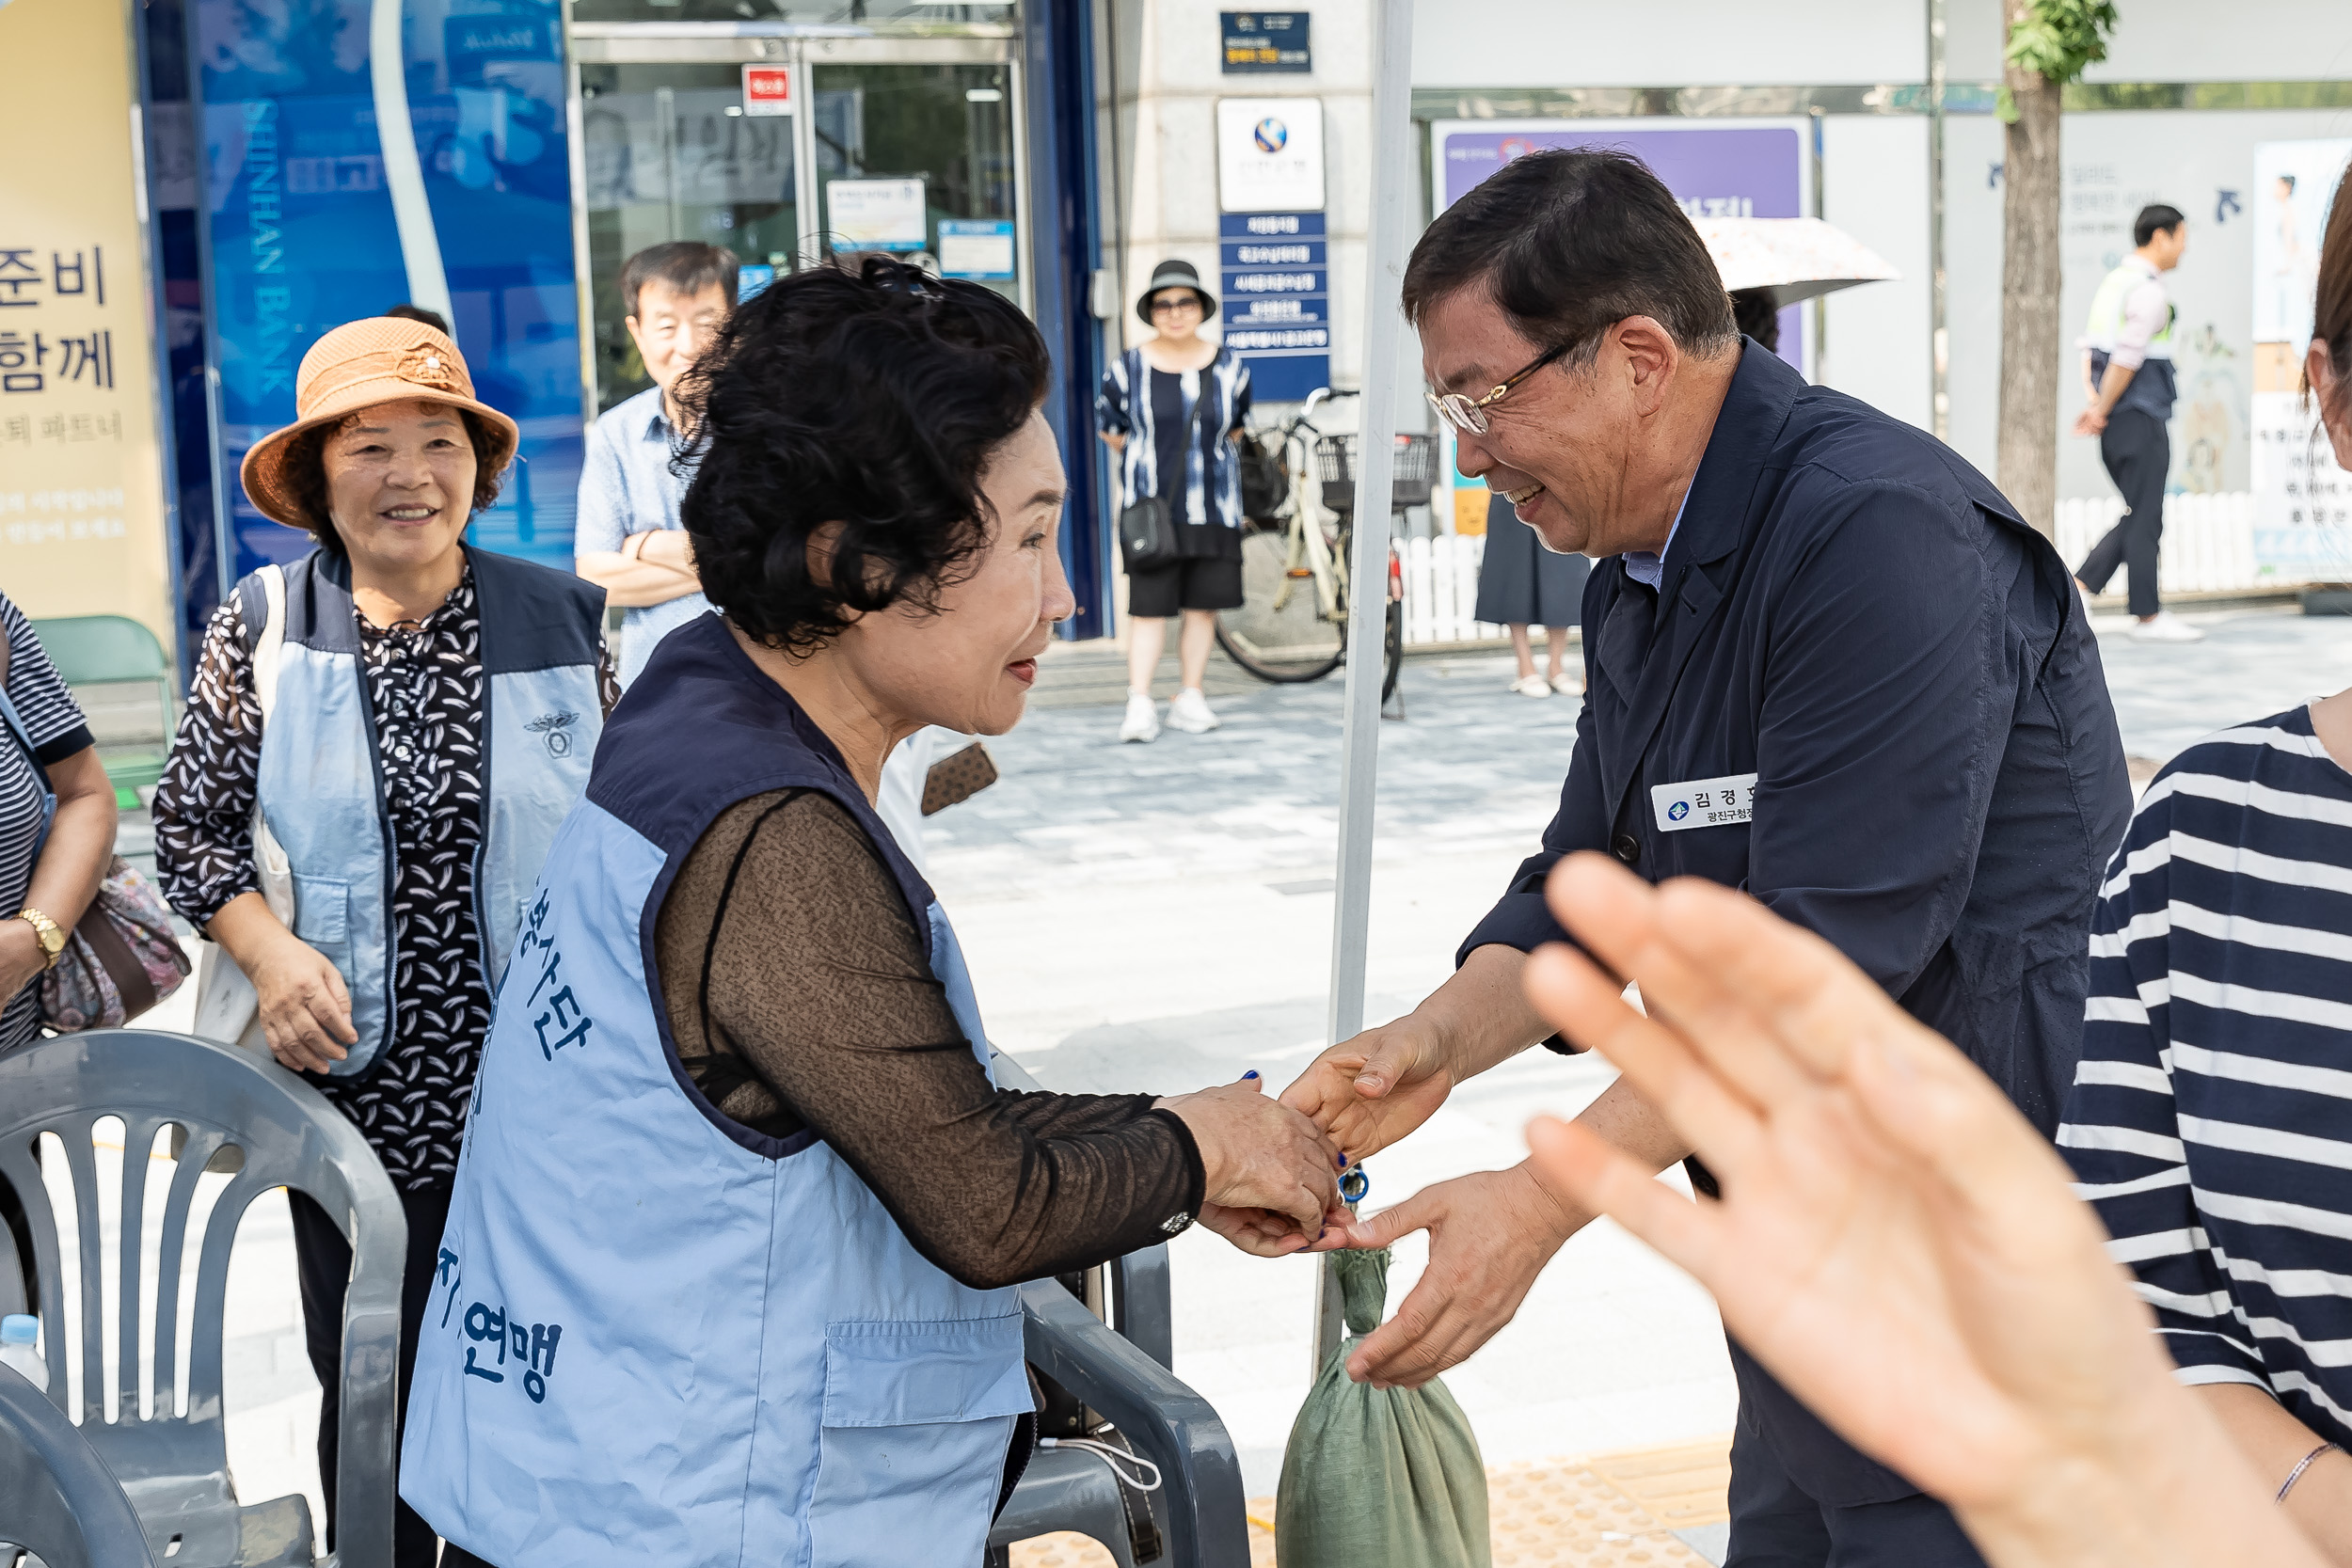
[1220,11,1311,74]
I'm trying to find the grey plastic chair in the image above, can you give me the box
[0,1362,156,1568]
[0,1028,405,1568]
[989,1247,1249,1568]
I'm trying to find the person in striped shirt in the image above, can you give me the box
[2059,156,2352,1560]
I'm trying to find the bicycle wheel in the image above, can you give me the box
[1216,523,1349,682]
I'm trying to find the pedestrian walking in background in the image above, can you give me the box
[2074,203,2201,641]
[2058,159,2352,1558]
[1096,259,1252,743]
[1473,486,1588,698]
[574,240,736,686]
[152,315,612,1568]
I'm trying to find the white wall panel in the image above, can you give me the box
[1411,1,1923,90]
[1820,116,1933,432]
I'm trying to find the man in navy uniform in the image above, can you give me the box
[1281,150,2131,1564]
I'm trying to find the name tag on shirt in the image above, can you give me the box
[1651,772,1758,832]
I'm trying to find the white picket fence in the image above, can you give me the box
[2054,491,2281,594]
[1400,532,1507,645]
[1399,490,2280,650]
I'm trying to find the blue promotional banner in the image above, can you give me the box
[197,0,583,578]
[1217,209,1327,401]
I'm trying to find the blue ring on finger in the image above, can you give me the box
[1340,1166,1370,1205]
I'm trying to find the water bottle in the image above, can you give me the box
[0,1314,45,1391]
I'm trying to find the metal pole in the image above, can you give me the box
[1324,0,1415,1053]
[1928,0,1950,440]
[1315,0,1414,1380]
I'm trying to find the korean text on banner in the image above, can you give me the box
[742,67,793,117]
[0,0,173,654]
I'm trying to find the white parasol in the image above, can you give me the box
[1692,216,1899,308]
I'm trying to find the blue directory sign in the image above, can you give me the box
[194,0,584,577]
[1220,211,1329,402]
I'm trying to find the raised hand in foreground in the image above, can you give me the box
[1521,852,2322,1568]
[1157,1073,1352,1257]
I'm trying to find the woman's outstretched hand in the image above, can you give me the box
[1159,1074,1350,1258]
[1519,852,2325,1568]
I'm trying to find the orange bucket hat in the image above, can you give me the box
[239,317,520,529]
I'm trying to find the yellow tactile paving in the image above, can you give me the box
[1008,1435,1732,1568]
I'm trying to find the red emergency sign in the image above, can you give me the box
[742,66,792,117]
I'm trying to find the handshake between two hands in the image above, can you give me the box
[1147,853,2323,1568]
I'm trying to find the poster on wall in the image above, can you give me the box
[196,0,584,578]
[0,0,173,654]
[828,179,930,251]
[1429,119,1810,521]
[2250,139,2352,577]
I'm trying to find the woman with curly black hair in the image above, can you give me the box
[403,259,1349,1568]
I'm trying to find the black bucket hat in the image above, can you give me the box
[1136,259,1217,325]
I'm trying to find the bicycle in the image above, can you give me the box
[1214,388,1415,699]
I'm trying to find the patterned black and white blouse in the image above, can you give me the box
[152,567,616,1191]
[0,594,97,1053]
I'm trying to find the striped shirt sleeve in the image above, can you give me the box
[2058,782,2267,1387]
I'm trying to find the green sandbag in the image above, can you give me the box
[1275,1247,1491,1567]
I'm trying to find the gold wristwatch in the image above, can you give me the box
[15,907,66,971]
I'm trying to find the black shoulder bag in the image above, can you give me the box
[1118,373,1212,575]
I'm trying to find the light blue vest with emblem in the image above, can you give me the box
[245,546,605,1077]
[399,613,1030,1567]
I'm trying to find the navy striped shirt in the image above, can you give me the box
[2059,705,2352,1438]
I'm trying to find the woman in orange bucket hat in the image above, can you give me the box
[152,316,613,1567]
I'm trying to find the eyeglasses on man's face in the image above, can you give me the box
[1426,340,1575,436]
[1150,293,1203,317]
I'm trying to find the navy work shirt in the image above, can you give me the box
[1464,342,2132,1506]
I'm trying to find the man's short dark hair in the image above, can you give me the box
[2135,204,2186,247]
[622,241,740,319]
[676,257,1051,654]
[1402,149,1738,366]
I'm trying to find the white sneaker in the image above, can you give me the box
[1510,673,1553,699]
[2129,611,2206,643]
[1119,691,1160,743]
[1549,673,1579,696]
[1167,688,1221,733]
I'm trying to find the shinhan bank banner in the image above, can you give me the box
[195,0,583,578]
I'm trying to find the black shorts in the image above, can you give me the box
[1127,556,1243,617]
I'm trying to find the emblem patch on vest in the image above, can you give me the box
[527,711,580,757]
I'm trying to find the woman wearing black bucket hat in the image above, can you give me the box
[1094,259,1253,743]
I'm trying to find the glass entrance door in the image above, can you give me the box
[579,61,801,411]
[810,60,1019,303]
[571,31,1023,415]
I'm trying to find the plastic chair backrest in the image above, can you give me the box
[25,616,170,688]
[0,1028,405,1568]
[0,1362,156,1568]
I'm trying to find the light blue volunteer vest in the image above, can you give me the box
[400,612,1031,1567]
[245,546,605,1077]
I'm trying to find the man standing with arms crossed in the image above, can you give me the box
[1281,150,2131,1565]
[2073,203,2199,641]
[576,241,737,685]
